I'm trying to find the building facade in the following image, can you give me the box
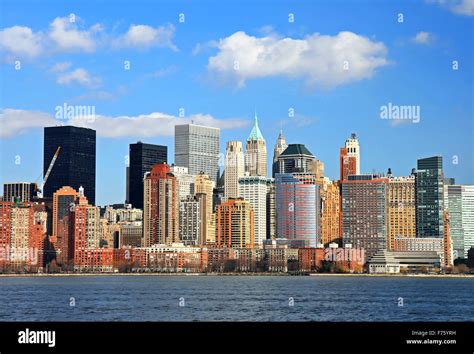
[143,164,179,247]
[244,114,267,177]
[239,175,268,246]
[44,126,96,205]
[272,129,288,177]
[277,144,316,174]
[174,124,220,183]
[216,198,254,248]
[224,141,245,200]
[128,141,167,209]
[3,182,38,203]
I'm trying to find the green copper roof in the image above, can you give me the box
[248,112,265,141]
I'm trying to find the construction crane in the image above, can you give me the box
[36,146,61,198]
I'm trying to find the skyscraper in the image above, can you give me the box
[143,163,179,247]
[170,165,195,201]
[194,173,216,244]
[245,113,267,177]
[387,173,416,250]
[175,124,220,183]
[341,174,388,259]
[179,195,202,246]
[445,184,474,259]
[415,156,444,238]
[224,141,245,200]
[266,178,276,240]
[277,144,316,174]
[44,126,96,205]
[128,141,167,209]
[339,133,360,181]
[239,175,268,246]
[272,129,287,177]
[216,198,254,248]
[275,173,320,248]
[317,178,341,246]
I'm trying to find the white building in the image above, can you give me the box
[224,141,245,200]
[171,165,195,201]
[239,175,268,246]
[344,133,360,175]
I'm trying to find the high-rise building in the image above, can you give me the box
[52,186,78,265]
[277,144,316,174]
[179,195,202,246]
[143,163,179,247]
[194,173,216,244]
[216,198,254,248]
[272,129,288,177]
[275,173,320,248]
[339,133,360,181]
[3,182,38,203]
[128,141,167,209]
[175,124,220,183]
[171,165,195,201]
[445,184,474,259]
[44,126,96,205]
[224,141,245,200]
[317,178,341,246]
[415,156,444,238]
[72,188,101,256]
[387,173,416,250]
[245,113,267,177]
[239,175,268,246]
[341,174,388,259]
[266,179,276,240]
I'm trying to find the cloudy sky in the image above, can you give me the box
[0,0,473,205]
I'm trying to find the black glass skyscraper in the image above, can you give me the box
[43,126,96,205]
[415,156,444,238]
[128,142,167,209]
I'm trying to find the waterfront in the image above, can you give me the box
[0,276,472,321]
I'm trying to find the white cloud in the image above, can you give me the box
[0,26,44,59]
[50,61,72,72]
[426,0,474,16]
[0,108,56,138]
[56,68,101,87]
[114,24,177,50]
[48,16,99,52]
[206,31,389,89]
[412,31,434,45]
[0,108,249,138]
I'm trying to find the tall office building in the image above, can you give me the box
[143,163,179,247]
[445,184,474,259]
[245,113,267,177]
[272,129,288,177]
[415,156,444,238]
[239,175,268,246]
[387,173,416,250]
[175,124,220,183]
[52,186,78,265]
[275,173,320,248]
[339,133,360,181]
[3,183,38,203]
[341,175,388,259]
[216,198,254,248]
[44,126,96,205]
[277,144,316,174]
[224,141,245,200]
[179,195,202,246]
[128,141,167,209]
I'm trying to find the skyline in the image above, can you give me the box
[1,0,473,206]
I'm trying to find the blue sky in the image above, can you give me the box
[1,0,473,205]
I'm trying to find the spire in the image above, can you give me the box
[248,111,265,141]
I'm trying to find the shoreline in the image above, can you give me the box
[0,272,473,278]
